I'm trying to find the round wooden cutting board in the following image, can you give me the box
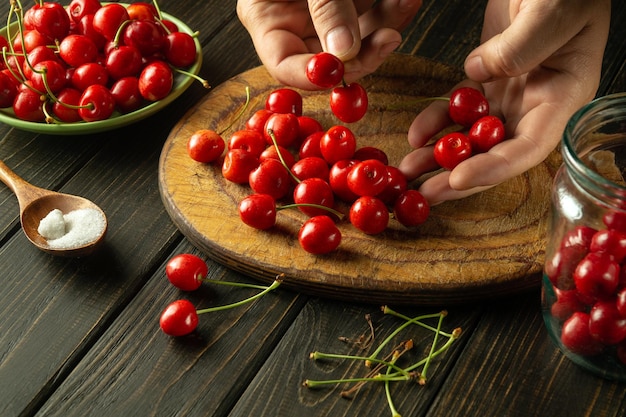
[159,53,561,306]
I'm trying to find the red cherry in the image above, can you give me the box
[328,159,359,203]
[306,52,345,88]
[222,149,259,184]
[138,60,173,101]
[30,2,71,41]
[163,31,197,68]
[545,244,587,290]
[126,2,158,21]
[377,166,408,205]
[228,129,267,158]
[238,194,277,230]
[291,157,330,182]
[188,129,225,163]
[110,76,143,113]
[617,288,626,318]
[159,299,199,336]
[349,196,389,235]
[353,146,389,165]
[574,251,620,300]
[165,253,208,291]
[265,88,302,116]
[52,88,82,122]
[245,109,273,134]
[346,159,388,197]
[433,132,472,170]
[550,288,586,322]
[297,115,323,142]
[67,0,102,23]
[589,229,626,263]
[603,210,626,232]
[30,60,67,94]
[249,158,292,200]
[58,34,98,67]
[293,177,335,217]
[589,300,626,345]
[12,88,45,122]
[263,112,300,147]
[298,216,341,254]
[561,312,604,356]
[93,3,130,41]
[448,87,489,127]
[0,71,18,108]
[122,19,165,57]
[393,189,430,227]
[330,82,368,123]
[259,145,296,169]
[76,14,107,50]
[71,62,109,91]
[468,115,505,153]
[561,225,597,249]
[105,45,143,80]
[320,125,357,165]
[299,131,324,160]
[78,84,115,122]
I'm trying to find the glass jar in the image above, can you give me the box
[542,93,626,381]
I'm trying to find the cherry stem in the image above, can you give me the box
[217,86,250,135]
[195,275,282,315]
[309,351,410,377]
[278,202,344,220]
[384,353,402,417]
[267,128,300,183]
[200,275,269,290]
[151,0,164,21]
[173,67,211,89]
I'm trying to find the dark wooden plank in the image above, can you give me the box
[427,292,626,417]
[33,242,308,417]
[227,299,478,417]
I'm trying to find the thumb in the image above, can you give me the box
[308,0,361,60]
[465,6,582,82]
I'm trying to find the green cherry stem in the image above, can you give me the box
[309,351,410,378]
[278,202,344,220]
[218,86,250,135]
[382,306,455,337]
[195,277,282,315]
[202,277,270,290]
[419,310,445,384]
[267,128,299,183]
[173,67,211,89]
[384,352,402,417]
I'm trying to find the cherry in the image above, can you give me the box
[328,159,359,203]
[105,45,143,80]
[393,190,430,227]
[245,109,273,134]
[76,14,107,50]
[561,225,597,249]
[12,88,45,122]
[617,288,626,318]
[126,2,158,21]
[228,129,267,158]
[299,131,325,159]
[298,216,342,254]
[93,3,130,41]
[306,52,344,88]
[433,132,472,170]
[377,166,408,205]
[448,87,489,127]
[297,115,324,142]
[293,177,335,217]
[187,129,225,163]
[52,88,82,122]
[349,196,389,235]
[122,19,165,57]
[589,300,626,345]
[346,159,388,197]
[545,244,587,290]
[71,62,109,91]
[22,45,58,80]
[550,288,586,322]
[110,76,143,113]
[78,84,115,121]
[330,82,368,123]
[468,115,505,153]
[320,125,357,165]
[222,148,259,184]
[249,158,292,200]
[589,229,626,263]
[68,0,102,23]
[163,31,197,68]
[260,145,296,169]
[30,60,67,94]
[165,253,208,291]
[561,312,604,356]
[159,299,199,336]
[239,194,277,230]
[0,71,18,108]
[574,251,620,300]
[58,34,98,67]
[264,112,300,147]
[291,157,330,182]
[603,210,626,233]
[353,146,389,165]
[138,60,173,101]
[265,88,302,116]
[30,2,71,41]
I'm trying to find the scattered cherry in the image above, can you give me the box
[166,253,208,291]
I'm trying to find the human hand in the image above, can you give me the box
[236,0,422,89]
[398,0,611,205]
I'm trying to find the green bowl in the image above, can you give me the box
[0,6,203,135]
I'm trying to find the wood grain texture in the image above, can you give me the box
[159,53,559,305]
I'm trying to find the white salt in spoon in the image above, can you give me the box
[0,160,107,257]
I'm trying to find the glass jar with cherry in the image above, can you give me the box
[542,93,626,381]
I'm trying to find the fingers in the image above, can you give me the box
[308,0,362,60]
[465,1,602,83]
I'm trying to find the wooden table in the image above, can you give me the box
[1,1,625,416]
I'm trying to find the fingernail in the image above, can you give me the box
[380,41,400,58]
[465,55,491,83]
[326,26,355,58]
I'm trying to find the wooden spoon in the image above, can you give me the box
[0,160,107,257]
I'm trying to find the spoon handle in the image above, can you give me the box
[0,160,50,209]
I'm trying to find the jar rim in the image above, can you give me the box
[562,92,626,196]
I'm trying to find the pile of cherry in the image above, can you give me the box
[545,211,626,365]
[0,0,200,123]
[187,52,506,255]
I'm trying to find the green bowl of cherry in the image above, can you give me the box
[0,1,203,135]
